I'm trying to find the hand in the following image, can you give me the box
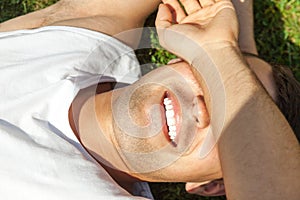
[155,0,239,63]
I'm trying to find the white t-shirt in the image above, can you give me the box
[0,26,152,199]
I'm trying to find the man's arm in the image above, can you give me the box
[0,0,161,32]
[156,0,300,199]
[0,0,161,48]
[197,45,300,200]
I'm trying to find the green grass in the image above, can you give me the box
[1,0,299,200]
[253,0,300,80]
[141,0,300,81]
[0,0,59,22]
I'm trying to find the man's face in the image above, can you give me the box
[109,61,222,182]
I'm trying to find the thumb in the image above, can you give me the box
[155,4,173,48]
[155,4,173,29]
[155,4,174,54]
[155,4,202,63]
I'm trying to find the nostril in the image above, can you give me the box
[193,95,210,128]
[192,97,202,127]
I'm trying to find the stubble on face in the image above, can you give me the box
[109,65,210,175]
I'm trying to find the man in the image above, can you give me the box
[0,0,299,200]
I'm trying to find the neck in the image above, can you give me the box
[76,87,140,194]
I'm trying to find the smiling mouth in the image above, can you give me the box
[162,91,180,146]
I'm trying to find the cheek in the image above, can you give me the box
[129,96,162,127]
[128,85,165,126]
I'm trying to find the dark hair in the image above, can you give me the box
[272,64,300,142]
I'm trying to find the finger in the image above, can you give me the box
[181,0,235,24]
[156,4,173,29]
[199,0,215,8]
[163,0,186,22]
[180,0,201,14]
[155,4,176,55]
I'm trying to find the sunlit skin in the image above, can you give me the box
[75,54,276,188]
[155,1,299,199]
[78,61,223,183]
[67,0,277,195]
[3,0,299,199]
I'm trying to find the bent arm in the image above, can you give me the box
[155,1,300,198]
[192,45,300,200]
[0,0,161,48]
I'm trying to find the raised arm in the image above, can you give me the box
[0,0,161,48]
[156,0,300,199]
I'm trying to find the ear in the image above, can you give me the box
[185,179,226,196]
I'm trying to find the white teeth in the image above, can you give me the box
[166,110,175,118]
[169,131,176,140]
[165,104,173,110]
[169,131,176,137]
[167,118,176,126]
[164,98,172,105]
[169,125,176,131]
[163,97,177,141]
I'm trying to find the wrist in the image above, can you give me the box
[190,44,261,126]
[191,44,257,92]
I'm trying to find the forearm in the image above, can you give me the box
[220,88,300,200]
[231,0,257,54]
[0,0,161,32]
[192,46,300,200]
